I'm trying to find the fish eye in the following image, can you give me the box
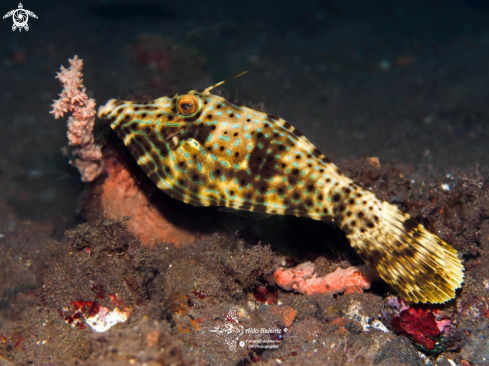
[176,94,201,117]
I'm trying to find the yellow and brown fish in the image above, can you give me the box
[98,73,464,304]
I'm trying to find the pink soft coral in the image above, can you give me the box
[274,262,379,295]
[51,55,103,182]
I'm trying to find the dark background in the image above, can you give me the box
[1,0,489,229]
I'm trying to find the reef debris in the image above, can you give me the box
[391,307,441,350]
[62,297,133,332]
[391,307,453,351]
[81,318,196,365]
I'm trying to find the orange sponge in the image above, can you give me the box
[91,159,216,248]
[274,262,379,295]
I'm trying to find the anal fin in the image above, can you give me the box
[218,207,276,220]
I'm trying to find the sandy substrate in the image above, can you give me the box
[0,155,487,365]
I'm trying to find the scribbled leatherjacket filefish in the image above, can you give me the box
[98,73,464,303]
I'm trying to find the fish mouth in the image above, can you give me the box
[97,99,119,121]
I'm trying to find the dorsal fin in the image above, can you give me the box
[275,100,349,166]
[204,71,249,93]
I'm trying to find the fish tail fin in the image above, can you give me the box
[347,201,464,303]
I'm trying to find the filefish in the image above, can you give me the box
[98,73,464,303]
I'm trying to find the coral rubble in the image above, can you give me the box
[82,319,196,366]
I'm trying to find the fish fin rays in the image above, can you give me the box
[323,220,337,229]
[275,101,349,166]
[347,202,464,303]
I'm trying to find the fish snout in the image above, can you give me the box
[97,99,120,121]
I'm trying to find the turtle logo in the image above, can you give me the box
[3,3,37,32]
